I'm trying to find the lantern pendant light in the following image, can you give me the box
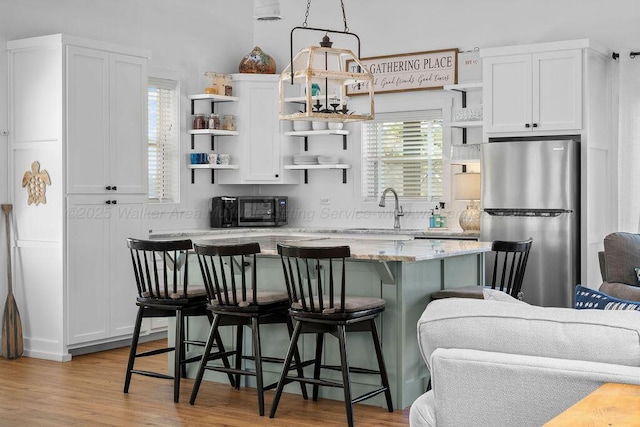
[278,0,374,123]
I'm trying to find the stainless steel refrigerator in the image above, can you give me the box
[480,137,580,307]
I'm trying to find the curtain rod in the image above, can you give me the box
[612,51,640,60]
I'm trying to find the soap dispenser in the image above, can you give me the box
[433,205,440,228]
[438,202,447,228]
[429,209,435,228]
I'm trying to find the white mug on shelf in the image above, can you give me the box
[218,153,230,165]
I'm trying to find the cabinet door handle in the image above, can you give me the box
[525,123,531,128]
[105,200,111,205]
[105,185,112,190]
[532,123,538,128]
[112,185,117,191]
[112,200,117,204]
[275,174,279,178]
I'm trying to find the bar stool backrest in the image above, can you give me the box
[489,238,533,298]
[277,244,350,315]
[127,238,192,300]
[193,242,260,307]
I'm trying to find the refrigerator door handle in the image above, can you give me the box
[484,209,571,217]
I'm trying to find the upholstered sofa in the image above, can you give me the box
[599,232,640,302]
[409,294,640,427]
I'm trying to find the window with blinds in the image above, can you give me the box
[148,77,179,203]
[361,110,443,202]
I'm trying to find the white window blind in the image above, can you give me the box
[362,110,443,202]
[148,77,179,203]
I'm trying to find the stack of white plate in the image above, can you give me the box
[293,154,318,165]
[317,155,339,165]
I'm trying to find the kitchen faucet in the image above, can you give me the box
[378,187,404,229]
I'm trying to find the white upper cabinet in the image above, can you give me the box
[483,46,582,135]
[533,50,582,131]
[109,53,148,193]
[242,80,282,182]
[66,46,109,194]
[66,46,147,194]
[217,74,298,185]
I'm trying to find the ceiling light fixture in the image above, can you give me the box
[254,0,281,21]
[278,0,374,123]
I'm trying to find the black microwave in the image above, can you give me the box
[210,196,287,228]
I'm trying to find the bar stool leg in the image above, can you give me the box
[124,306,144,394]
[213,328,236,388]
[174,309,183,403]
[189,314,222,405]
[337,324,354,427]
[313,332,324,401]
[251,318,265,416]
[235,324,244,389]
[370,319,394,412]
[269,320,303,419]
[286,317,308,400]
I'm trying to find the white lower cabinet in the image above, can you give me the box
[67,196,145,346]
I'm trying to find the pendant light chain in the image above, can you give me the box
[340,0,349,32]
[303,0,311,27]
[302,0,350,32]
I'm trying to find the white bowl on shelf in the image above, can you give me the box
[293,120,311,131]
[328,122,344,130]
[312,121,327,130]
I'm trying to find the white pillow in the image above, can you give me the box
[482,288,528,305]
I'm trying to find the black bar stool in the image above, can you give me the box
[124,238,233,403]
[270,243,394,427]
[189,242,308,416]
[431,238,533,300]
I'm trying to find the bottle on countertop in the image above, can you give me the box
[433,205,440,228]
[429,209,435,228]
[438,202,447,228]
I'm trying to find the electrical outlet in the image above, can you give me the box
[320,197,330,205]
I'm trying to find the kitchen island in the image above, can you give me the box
[161,231,490,410]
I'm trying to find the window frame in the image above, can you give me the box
[361,110,444,203]
[350,92,453,213]
[145,70,186,214]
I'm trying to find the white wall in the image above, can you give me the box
[0,0,257,237]
[254,0,639,230]
[1,0,639,237]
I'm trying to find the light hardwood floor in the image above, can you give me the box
[0,341,410,426]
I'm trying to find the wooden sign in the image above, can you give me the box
[346,48,458,95]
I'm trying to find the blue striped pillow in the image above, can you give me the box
[575,284,640,311]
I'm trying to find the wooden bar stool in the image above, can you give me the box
[189,242,307,416]
[270,243,394,427]
[124,238,233,403]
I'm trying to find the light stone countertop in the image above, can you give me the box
[189,234,491,262]
[150,226,479,240]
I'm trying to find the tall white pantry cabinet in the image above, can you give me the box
[7,34,150,361]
